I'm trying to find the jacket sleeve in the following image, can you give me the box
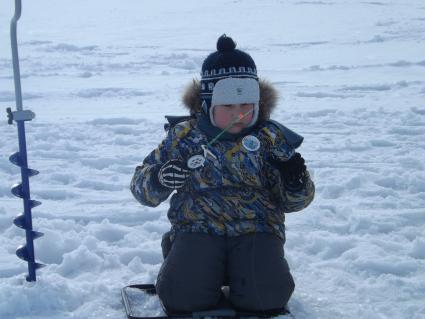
[130,127,183,207]
[280,170,315,213]
[263,123,315,213]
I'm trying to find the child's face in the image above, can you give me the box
[213,103,254,133]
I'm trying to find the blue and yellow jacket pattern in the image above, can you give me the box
[131,116,314,240]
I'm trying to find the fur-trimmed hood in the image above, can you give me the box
[182,78,278,122]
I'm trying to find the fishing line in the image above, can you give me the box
[187,108,254,169]
[206,109,254,148]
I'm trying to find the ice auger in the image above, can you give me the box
[7,0,45,282]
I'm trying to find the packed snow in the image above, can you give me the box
[1,0,425,318]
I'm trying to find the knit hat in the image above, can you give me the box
[200,35,260,128]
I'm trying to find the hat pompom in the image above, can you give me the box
[217,34,236,52]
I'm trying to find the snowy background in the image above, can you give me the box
[1,0,425,318]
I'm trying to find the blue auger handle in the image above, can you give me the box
[8,0,45,282]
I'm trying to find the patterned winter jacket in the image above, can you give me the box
[131,80,315,240]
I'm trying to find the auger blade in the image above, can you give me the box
[29,200,42,209]
[32,230,44,239]
[11,183,24,198]
[9,152,22,166]
[9,153,39,178]
[34,262,46,270]
[13,213,26,229]
[27,168,39,177]
[16,245,29,261]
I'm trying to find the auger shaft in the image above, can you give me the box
[9,0,44,282]
[11,0,23,111]
[18,124,37,281]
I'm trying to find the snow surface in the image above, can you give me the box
[1,0,425,318]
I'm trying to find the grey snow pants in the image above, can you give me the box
[156,232,295,313]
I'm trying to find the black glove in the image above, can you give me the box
[157,159,191,189]
[270,152,307,190]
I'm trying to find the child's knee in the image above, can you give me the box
[229,272,295,311]
[156,233,226,312]
[156,274,221,312]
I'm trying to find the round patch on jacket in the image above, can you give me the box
[187,155,205,169]
[242,135,261,152]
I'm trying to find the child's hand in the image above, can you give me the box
[270,152,307,190]
[157,159,191,189]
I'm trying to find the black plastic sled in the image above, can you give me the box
[121,284,292,319]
